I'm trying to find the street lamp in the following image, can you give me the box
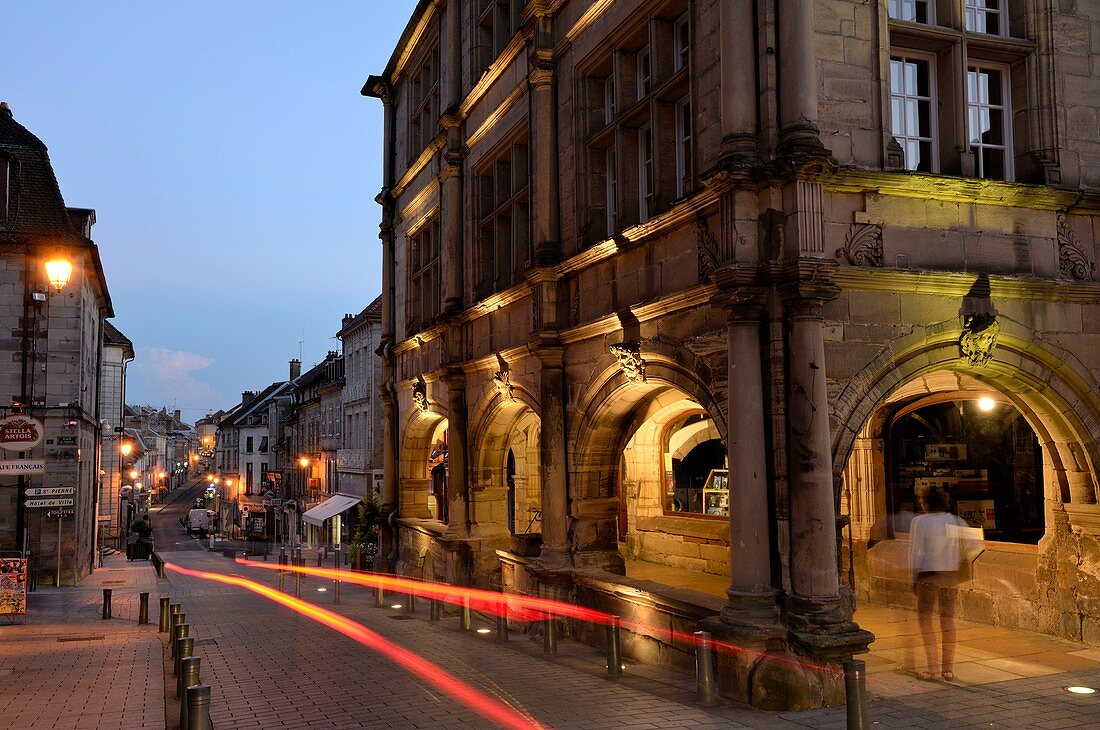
[44,257,74,292]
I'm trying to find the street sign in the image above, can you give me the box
[56,436,77,446]
[24,498,74,508]
[45,509,75,518]
[0,459,45,474]
[24,486,75,497]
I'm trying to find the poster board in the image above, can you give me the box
[958,499,997,529]
[0,557,29,617]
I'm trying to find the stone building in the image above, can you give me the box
[0,102,114,584]
[97,321,133,545]
[336,297,384,499]
[364,1,1100,708]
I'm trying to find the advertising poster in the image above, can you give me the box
[0,557,29,617]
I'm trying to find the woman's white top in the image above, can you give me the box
[909,511,981,579]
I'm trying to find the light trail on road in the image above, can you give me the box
[236,558,833,674]
[165,562,543,730]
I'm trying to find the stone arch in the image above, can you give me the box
[832,317,1100,508]
[469,388,542,540]
[399,403,450,520]
[567,349,726,570]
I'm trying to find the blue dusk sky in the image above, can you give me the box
[1,1,417,421]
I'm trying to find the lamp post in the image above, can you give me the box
[297,456,310,546]
[15,255,74,557]
[117,440,132,549]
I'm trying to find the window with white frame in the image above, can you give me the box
[673,13,690,71]
[965,0,1003,35]
[888,0,931,23]
[637,45,652,98]
[606,146,618,234]
[967,64,1010,180]
[604,74,616,124]
[675,97,692,198]
[889,54,936,172]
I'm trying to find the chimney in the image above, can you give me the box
[0,101,11,118]
[290,359,301,380]
[242,390,255,403]
[174,409,181,423]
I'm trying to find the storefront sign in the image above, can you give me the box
[0,459,45,474]
[0,558,29,617]
[0,416,45,451]
[25,486,75,497]
[958,499,997,529]
[24,497,75,508]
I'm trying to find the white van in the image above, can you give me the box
[186,509,214,537]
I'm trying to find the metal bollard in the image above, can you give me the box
[694,631,717,706]
[317,550,323,567]
[159,597,171,632]
[294,567,301,598]
[333,546,340,604]
[278,554,285,593]
[429,597,441,622]
[138,592,150,625]
[496,599,509,643]
[543,615,558,656]
[404,590,415,614]
[844,659,869,730]
[101,588,112,620]
[173,628,191,673]
[185,683,211,730]
[171,602,181,617]
[606,616,623,678]
[179,657,201,728]
[171,621,188,659]
[461,593,472,631]
[375,584,385,607]
[175,636,194,689]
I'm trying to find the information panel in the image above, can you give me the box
[0,558,29,617]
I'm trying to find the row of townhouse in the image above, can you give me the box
[1,103,134,587]
[207,297,384,546]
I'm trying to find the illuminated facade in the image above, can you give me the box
[365,0,1100,708]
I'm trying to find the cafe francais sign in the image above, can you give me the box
[0,416,45,452]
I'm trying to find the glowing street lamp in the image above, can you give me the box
[44,257,73,293]
[120,441,133,458]
[298,456,310,469]
[129,469,139,481]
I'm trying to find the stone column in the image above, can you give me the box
[440,157,463,314]
[718,290,779,632]
[784,284,871,655]
[720,0,759,160]
[443,371,470,538]
[529,13,560,265]
[534,341,569,567]
[777,0,822,153]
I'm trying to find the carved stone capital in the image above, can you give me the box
[1058,214,1096,281]
[610,342,647,383]
[959,313,1000,367]
[492,370,515,402]
[712,287,769,322]
[835,223,883,268]
[411,378,429,413]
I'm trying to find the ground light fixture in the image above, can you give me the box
[476,628,492,635]
[978,396,996,412]
[391,604,404,609]
[1065,686,1097,695]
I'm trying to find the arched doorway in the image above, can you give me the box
[471,397,541,552]
[399,411,449,522]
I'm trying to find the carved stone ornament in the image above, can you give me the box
[411,379,429,413]
[568,286,581,327]
[697,217,721,280]
[610,342,647,383]
[492,370,515,402]
[1057,215,1096,281]
[836,223,883,267]
[959,314,1000,368]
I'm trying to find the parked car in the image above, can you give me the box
[194,497,205,509]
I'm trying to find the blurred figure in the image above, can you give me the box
[909,487,981,681]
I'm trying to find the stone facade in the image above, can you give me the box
[336,298,384,498]
[0,104,114,585]
[96,322,133,543]
[364,0,1100,709]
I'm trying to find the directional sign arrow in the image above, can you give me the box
[24,498,75,508]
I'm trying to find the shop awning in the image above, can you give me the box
[302,494,361,527]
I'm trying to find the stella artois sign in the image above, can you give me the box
[0,416,45,451]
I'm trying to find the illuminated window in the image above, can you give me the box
[662,414,726,517]
[889,54,936,172]
[965,0,1004,35]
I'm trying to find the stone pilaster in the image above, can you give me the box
[533,339,569,568]
[443,370,469,538]
[776,0,824,155]
[782,278,872,658]
[529,12,560,265]
[720,0,759,161]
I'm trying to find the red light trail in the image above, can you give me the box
[165,562,543,730]
[236,559,831,673]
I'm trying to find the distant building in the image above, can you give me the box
[97,321,133,547]
[0,102,114,584]
[336,297,384,499]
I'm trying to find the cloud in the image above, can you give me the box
[130,347,224,409]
